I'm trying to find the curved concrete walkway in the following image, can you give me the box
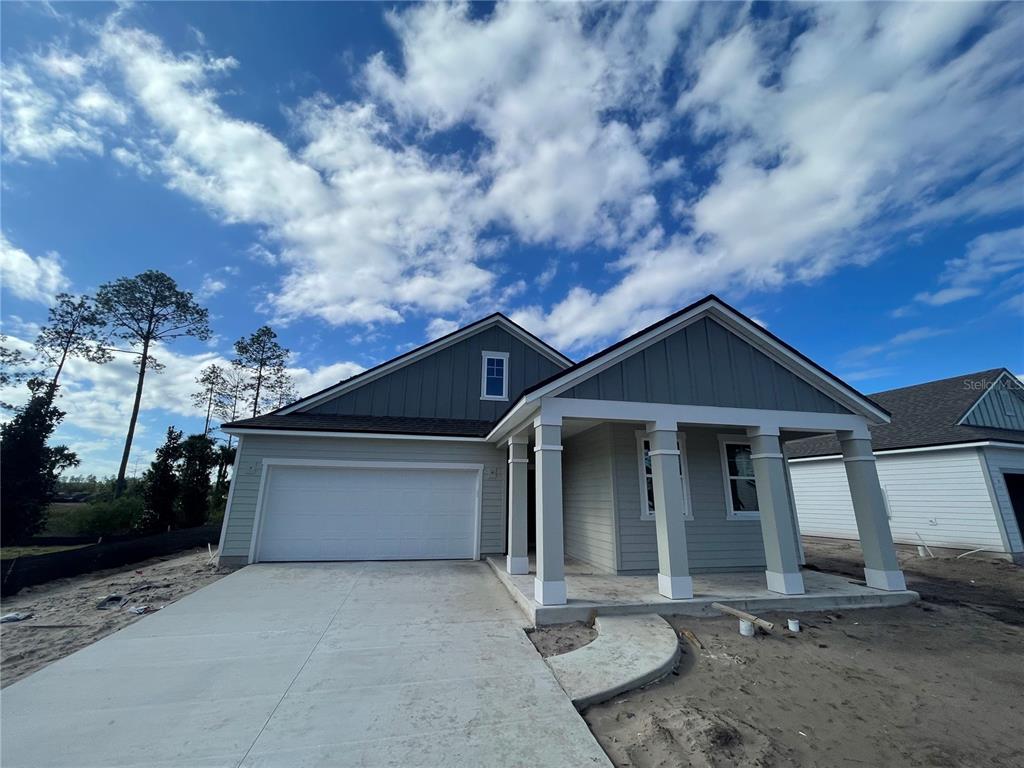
[545,614,680,709]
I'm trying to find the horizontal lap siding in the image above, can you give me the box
[982,447,1024,553]
[789,449,1008,552]
[222,436,506,559]
[562,426,616,573]
[611,424,766,573]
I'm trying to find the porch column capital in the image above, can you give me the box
[533,410,563,428]
[646,420,679,434]
[508,433,530,446]
[747,425,780,438]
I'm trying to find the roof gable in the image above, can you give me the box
[556,315,851,414]
[787,368,1024,457]
[516,295,888,423]
[959,370,1024,430]
[280,314,570,419]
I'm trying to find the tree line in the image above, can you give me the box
[0,269,297,544]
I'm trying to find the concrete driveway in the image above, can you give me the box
[1,561,610,768]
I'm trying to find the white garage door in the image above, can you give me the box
[256,464,480,562]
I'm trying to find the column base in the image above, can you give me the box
[864,567,907,591]
[534,578,567,605]
[765,570,805,595]
[657,574,694,600]
[506,555,529,575]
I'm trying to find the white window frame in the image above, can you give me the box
[718,435,760,520]
[480,351,509,401]
[635,430,693,522]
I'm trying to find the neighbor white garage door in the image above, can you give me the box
[256,463,481,562]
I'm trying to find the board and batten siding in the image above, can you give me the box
[789,448,1009,553]
[610,424,768,574]
[304,325,564,421]
[561,425,617,573]
[980,445,1024,554]
[962,378,1024,431]
[220,435,507,561]
[558,317,849,414]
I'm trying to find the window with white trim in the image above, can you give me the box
[481,351,509,400]
[719,437,759,519]
[636,431,693,521]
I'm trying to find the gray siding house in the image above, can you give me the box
[789,370,1024,563]
[221,295,909,606]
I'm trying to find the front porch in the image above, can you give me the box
[488,555,918,626]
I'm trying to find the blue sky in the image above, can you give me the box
[1,1,1022,476]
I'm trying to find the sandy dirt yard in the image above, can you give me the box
[574,540,1024,768]
[0,548,231,687]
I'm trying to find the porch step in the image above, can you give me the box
[545,614,680,710]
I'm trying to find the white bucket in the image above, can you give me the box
[739,619,755,637]
[788,618,801,632]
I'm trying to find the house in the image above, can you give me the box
[219,294,910,606]
[788,369,1024,564]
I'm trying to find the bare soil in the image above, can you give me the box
[527,621,598,657]
[0,548,231,687]
[580,540,1024,768]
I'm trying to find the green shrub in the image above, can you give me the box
[66,497,144,536]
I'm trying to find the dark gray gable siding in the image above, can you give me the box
[304,324,564,421]
[557,317,850,414]
[963,377,1024,431]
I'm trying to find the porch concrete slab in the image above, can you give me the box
[545,614,681,709]
[1,560,611,768]
[487,556,918,625]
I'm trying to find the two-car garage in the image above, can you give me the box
[253,462,483,562]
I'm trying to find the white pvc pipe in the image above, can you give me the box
[788,618,801,632]
[739,619,755,637]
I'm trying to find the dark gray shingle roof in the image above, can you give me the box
[222,413,494,438]
[786,368,1024,458]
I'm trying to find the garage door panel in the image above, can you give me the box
[257,465,479,562]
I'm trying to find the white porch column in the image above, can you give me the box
[647,424,693,599]
[506,435,530,575]
[839,431,907,591]
[749,427,805,595]
[534,417,566,605]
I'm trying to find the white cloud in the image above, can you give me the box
[914,227,1024,306]
[517,3,1024,350]
[840,327,948,368]
[367,3,692,248]
[426,317,459,339]
[288,360,365,398]
[197,276,227,299]
[0,233,70,304]
[111,145,152,175]
[97,21,494,327]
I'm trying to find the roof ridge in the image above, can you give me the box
[870,367,1009,397]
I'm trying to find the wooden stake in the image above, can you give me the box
[710,602,774,631]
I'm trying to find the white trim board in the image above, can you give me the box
[488,299,889,442]
[788,440,1024,463]
[278,315,571,415]
[222,427,488,442]
[247,458,485,564]
[216,435,245,559]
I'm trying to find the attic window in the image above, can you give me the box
[481,351,509,401]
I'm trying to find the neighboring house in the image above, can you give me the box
[788,370,1024,564]
[220,294,910,605]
